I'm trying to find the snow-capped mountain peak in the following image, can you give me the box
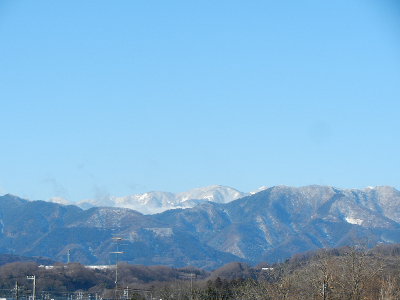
[75,185,249,214]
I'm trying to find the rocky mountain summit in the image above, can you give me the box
[2,185,400,269]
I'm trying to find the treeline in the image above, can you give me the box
[0,253,55,266]
[2,238,400,299]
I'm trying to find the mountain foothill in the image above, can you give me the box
[1,185,400,270]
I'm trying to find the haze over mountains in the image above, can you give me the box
[2,185,400,270]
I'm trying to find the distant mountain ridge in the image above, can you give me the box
[47,185,251,214]
[2,185,400,269]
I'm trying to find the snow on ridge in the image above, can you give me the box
[250,186,268,194]
[175,185,248,204]
[46,197,73,206]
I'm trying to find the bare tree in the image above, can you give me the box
[339,235,385,300]
[379,277,400,300]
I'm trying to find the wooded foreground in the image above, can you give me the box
[1,237,400,299]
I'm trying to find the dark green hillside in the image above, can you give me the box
[0,253,54,266]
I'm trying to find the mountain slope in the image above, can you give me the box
[153,185,400,263]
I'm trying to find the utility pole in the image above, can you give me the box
[15,281,18,300]
[27,276,36,300]
[110,237,123,290]
[123,286,129,299]
[190,273,195,300]
[180,273,196,300]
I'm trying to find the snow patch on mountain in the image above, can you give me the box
[345,217,363,225]
[146,228,174,237]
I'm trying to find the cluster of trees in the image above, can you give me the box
[142,239,400,300]
[1,237,400,299]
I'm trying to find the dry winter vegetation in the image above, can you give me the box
[1,237,400,299]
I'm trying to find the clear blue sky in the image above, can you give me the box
[1,0,400,202]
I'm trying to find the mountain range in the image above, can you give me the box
[2,185,400,269]
[47,185,258,214]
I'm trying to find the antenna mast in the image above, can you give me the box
[110,237,123,290]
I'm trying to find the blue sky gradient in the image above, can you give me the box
[1,1,400,201]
